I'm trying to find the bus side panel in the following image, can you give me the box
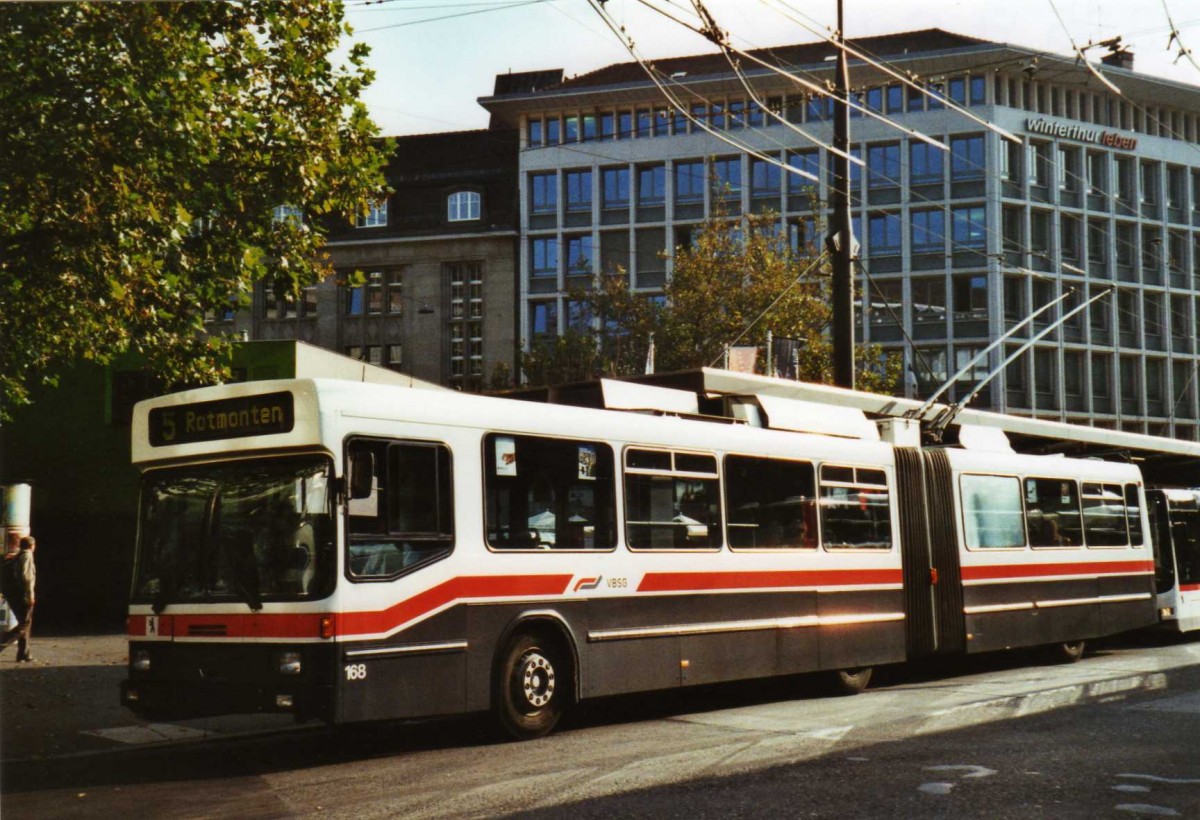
[338,606,469,723]
[816,588,907,670]
[1097,571,1158,635]
[963,578,1100,653]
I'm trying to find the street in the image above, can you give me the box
[3,634,1200,818]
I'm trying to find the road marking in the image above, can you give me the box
[1115,805,1180,816]
[81,724,215,745]
[926,764,997,779]
[918,782,954,795]
[1114,785,1152,794]
[1119,773,1200,785]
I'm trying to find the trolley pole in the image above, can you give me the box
[828,0,855,389]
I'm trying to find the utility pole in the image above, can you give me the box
[827,0,855,389]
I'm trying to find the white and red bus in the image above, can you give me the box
[1147,488,1200,633]
[121,377,1157,739]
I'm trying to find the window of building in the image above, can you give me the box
[1057,146,1081,191]
[788,150,820,189]
[530,173,557,214]
[1000,138,1022,181]
[1030,210,1051,257]
[563,115,579,143]
[910,142,943,184]
[447,190,480,222]
[724,455,818,549]
[1060,214,1081,261]
[601,167,630,210]
[886,84,904,113]
[711,156,741,199]
[599,112,614,140]
[383,269,402,314]
[1115,156,1134,201]
[346,438,454,578]
[617,110,633,139]
[969,75,986,105]
[625,449,722,550]
[948,77,967,106]
[273,204,303,226]
[1087,152,1107,194]
[356,199,388,228]
[867,143,901,188]
[638,164,666,206]
[1140,161,1159,204]
[565,235,593,274]
[565,169,592,212]
[485,434,616,550]
[448,262,483,385]
[868,212,901,255]
[581,114,597,142]
[952,274,988,319]
[675,160,705,203]
[911,209,945,253]
[912,278,947,324]
[636,108,652,137]
[950,135,985,180]
[750,158,781,197]
[527,118,543,147]
[655,108,670,135]
[545,117,560,145]
[819,465,892,549]
[951,205,986,249]
[303,286,318,317]
[530,237,557,278]
[530,300,558,342]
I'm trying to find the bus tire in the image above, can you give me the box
[830,666,873,695]
[494,631,565,741]
[1047,640,1086,663]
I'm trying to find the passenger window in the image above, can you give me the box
[346,439,453,578]
[625,448,722,549]
[961,474,1025,548]
[818,465,892,549]
[1025,477,1082,548]
[725,455,817,549]
[1125,484,1144,546]
[1082,482,1130,547]
[485,434,616,550]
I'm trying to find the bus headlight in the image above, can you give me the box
[132,650,151,672]
[277,651,302,675]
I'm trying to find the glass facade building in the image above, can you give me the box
[480,29,1200,439]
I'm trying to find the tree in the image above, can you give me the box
[0,2,389,419]
[520,208,902,394]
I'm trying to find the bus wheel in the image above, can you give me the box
[830,667,873,695]
[494,632,565,741]
[1048,640,1086,663]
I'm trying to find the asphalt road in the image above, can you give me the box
[4,636,1200,819]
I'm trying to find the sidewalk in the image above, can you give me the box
[0,633,296,762]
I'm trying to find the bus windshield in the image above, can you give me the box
[133,456,335,610]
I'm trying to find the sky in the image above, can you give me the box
[340,0,1200,137]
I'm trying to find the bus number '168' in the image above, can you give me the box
[345,664,367,681]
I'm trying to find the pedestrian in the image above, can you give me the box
[1,535,37,662]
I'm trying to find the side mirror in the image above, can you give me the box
[349,451,375,500]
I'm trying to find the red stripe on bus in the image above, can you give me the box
[637,569,903,593]
[1180,583,1200,592]
[961,560,1154,582]
[128,574,573,639]
[339,574,573,636]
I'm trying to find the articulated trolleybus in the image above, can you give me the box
[121,377,1157,739]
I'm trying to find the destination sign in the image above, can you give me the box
[148,392,295,447]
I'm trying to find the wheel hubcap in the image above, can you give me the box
[519,651,555,709]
